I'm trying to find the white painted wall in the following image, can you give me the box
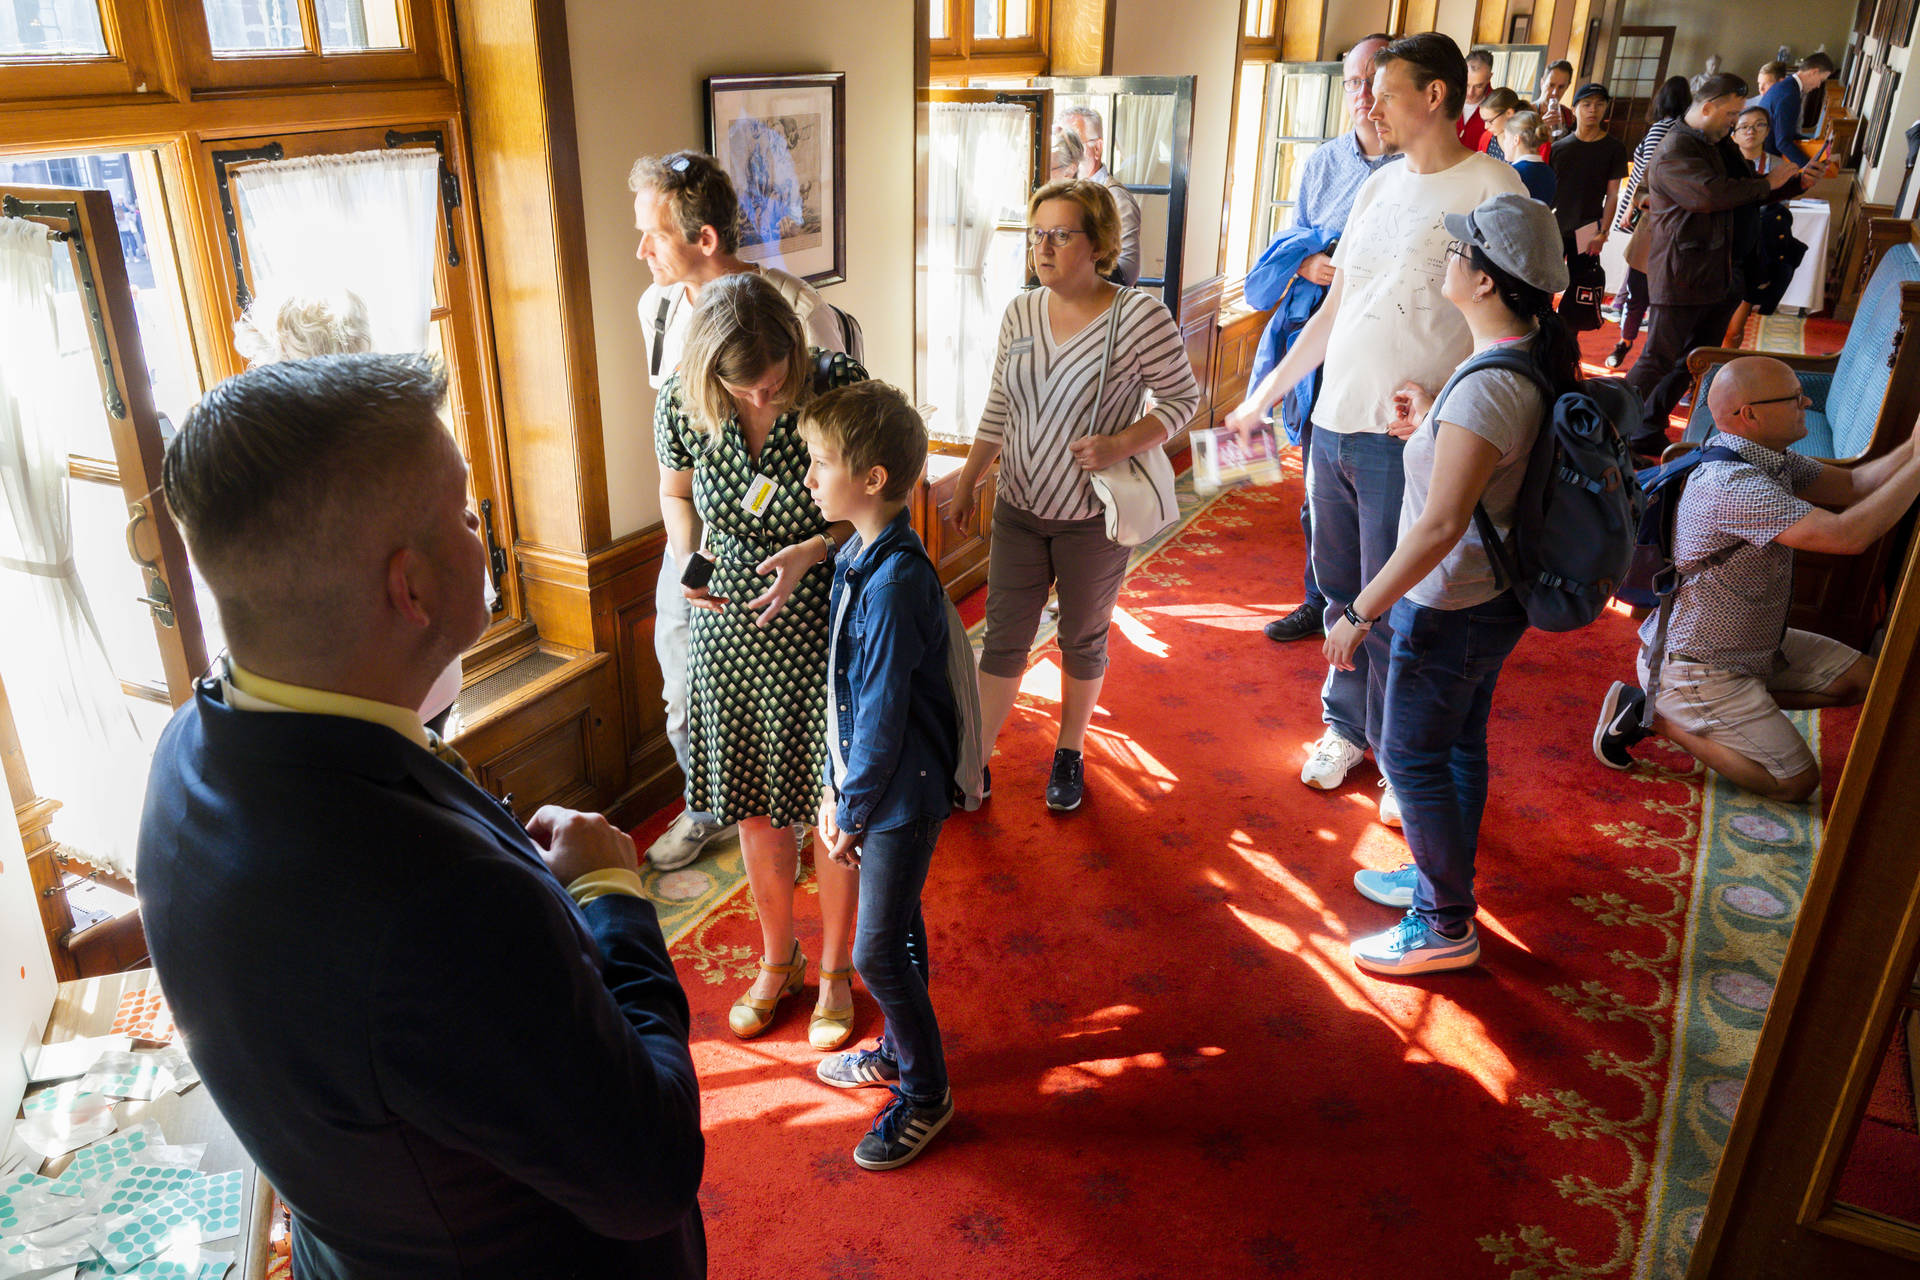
[0,816,56,1149]
[1110,0,1242,289]
[565,0,918,538]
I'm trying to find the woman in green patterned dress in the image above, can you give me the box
[655,272,865,1050]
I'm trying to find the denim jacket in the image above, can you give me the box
[824,509,958,834]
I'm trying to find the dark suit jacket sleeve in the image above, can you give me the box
[367,856,703,1242]
[1654,141,1772,215]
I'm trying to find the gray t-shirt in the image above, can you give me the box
[1399,335,1545,610]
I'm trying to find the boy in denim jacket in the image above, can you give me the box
[800,381,959,1170]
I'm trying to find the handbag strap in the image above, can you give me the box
[1085,286,1130,437]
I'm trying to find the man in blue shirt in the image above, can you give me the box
[1247,31,1399,644]
[1759,52,1835,164]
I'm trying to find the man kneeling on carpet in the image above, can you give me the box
[1594,356,1920,801]
[1324,193,1572,976]
[802,381,961,1171]
[139,354,705,1277]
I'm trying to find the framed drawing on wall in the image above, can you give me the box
[705,73,847,287]
[1508,16,1532,42]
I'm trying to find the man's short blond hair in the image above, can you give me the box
[798,381,927,503]
[1029,178,1122,276]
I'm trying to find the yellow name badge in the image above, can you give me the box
[741,474,778,518]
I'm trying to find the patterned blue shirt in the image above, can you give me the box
[1294,131,1401,234]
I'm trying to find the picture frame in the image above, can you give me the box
[704,72,847,287]
[1508,15,1532,42]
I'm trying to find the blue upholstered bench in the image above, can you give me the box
[1682,237,1920,462]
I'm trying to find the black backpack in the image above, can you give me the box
[1615,442,1743,728]
[1428,346,1646,632]
[1557,252,1607,332]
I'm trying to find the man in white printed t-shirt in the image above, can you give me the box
[1228,33,1525,807]
[630,151,845,871]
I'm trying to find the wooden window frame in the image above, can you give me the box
[0,0,166,106]
[174,0,446,92]
[929,0,1049,81]
[1,0,528,670]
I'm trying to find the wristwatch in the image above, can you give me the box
[1343,602,1379,631]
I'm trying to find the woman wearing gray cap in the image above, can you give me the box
[1320,192,1579,976]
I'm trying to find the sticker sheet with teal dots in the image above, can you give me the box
[0,1171,67,1235]
[21,1080,105,1116]
[98,1165,205,1217]
[48,1125,158,1196]
[77,1249,233,1279]
[87,1169,246,1273]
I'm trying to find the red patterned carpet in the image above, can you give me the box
[638,309,1862,1278]
[668,474,1728,1280]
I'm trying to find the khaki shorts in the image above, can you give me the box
[1638,628,1862,782]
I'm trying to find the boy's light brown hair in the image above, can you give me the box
[799,381,927,503]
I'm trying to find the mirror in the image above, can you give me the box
[1030,75,1195,319]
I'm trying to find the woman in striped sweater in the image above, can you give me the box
[1606,76,1691,369]
[951,179,1201,812]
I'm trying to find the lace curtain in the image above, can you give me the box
[1111,95,1177,187]
[232,149,442,353]
[0,218,147,878]
[927,103,1030,440]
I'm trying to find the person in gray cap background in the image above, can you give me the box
[1320,192,1578,978]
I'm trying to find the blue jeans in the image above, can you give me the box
[850,814,947,1104]
[1297,415,1323,608]
[1378,593,1529,933]
[1308,427,1407,750]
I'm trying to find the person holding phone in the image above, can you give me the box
[655,272,867,1052]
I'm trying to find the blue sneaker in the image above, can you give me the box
[1351,911,1480,975]
[1353,863,1419,909]
[852,1088,954,1171]
[816,1047,900,1090]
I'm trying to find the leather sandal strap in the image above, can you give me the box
[757,942,805,977]
[819,967,855,981]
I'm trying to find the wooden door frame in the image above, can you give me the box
[1688,523,1920,1276]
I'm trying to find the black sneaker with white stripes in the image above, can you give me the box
[853,1088,954,1171]
[1593,681,1649,770]
[817,1046,900,1089]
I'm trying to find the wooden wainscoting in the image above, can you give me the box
[917,453,999,601]
[1211,296,1274,430]
[1175,274,1226,452]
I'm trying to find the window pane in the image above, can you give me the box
[204,0,305,52]
[1004,0,1028,38]
[0,150,206,431]
[69,477,169,692]
[317,0,405,52]
[973,0,999,38]
[0,0,107,55]
[929,0,947,40]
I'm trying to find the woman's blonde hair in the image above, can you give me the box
[1028,178,1122,276]
[678,272,812,441]
[1504,110,1551,152]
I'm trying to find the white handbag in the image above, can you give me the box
[1083,289,1178,547]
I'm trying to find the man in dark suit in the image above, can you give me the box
[137,354,704,1279]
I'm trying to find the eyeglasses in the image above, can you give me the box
[1746,391,1810,408]
[1027,227,1089,247]
[1733,122,1767,133]
[1342,77,1371,94]
[1445,239,1474,262]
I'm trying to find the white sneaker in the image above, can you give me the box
[1377,778,1402,828]
[1301,730,1367,790]
[647,810,731,871]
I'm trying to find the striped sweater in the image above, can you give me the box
[976,286,1201,522]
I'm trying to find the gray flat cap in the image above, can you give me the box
[1444,192,1571,295]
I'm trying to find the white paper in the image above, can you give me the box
[1574,221,1602,253]
[25,1038,130,1086]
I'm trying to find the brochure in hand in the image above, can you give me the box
[1191,423,1285,495]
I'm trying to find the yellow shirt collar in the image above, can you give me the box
[225,657,430,750]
